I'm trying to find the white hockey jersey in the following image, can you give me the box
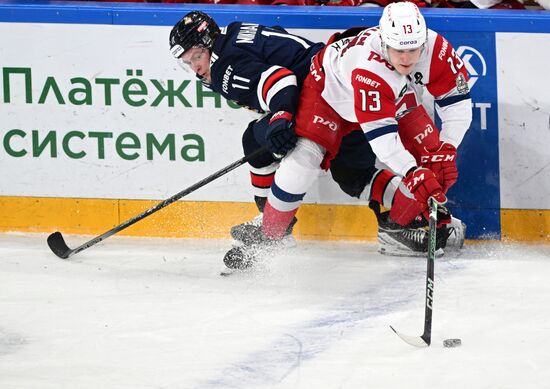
[320,27,472,177]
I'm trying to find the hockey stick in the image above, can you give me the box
[47,147,267,259]
[390,197,438,347]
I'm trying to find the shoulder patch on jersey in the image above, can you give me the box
[456,73,469,94]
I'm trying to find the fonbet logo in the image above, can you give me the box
[456,46,487,90]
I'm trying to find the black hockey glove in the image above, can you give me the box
[265,111,298,156]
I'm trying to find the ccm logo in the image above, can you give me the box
[313,115,338,131]
[426,278,434,309]
[413,124,435,144]
[421,154,455,163]
[406,172,425,192]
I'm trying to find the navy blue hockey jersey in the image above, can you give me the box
[209,22,324,115]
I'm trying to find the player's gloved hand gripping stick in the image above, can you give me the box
[47,147,267,259]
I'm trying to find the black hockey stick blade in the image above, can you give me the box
[47,231,74,259]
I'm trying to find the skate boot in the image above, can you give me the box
[230,213,263,242]
[369,199,462,257]
[230,196,265,242]
[230,196,298,244]
[376,211,442,257]
[223,245,259,270]
[231,214,298,245]
[224,224,295,270]
[377,211,465,257]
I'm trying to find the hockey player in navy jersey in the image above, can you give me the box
[169,11,324,245]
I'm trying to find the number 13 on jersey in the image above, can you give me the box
[359,89,381,111]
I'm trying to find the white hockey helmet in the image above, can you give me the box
[379,2,427,57]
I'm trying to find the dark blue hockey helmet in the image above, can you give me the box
[169,11,220,59]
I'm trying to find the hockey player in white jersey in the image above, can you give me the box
[225,1,470,269]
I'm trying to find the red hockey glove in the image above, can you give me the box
[266,111,298,156]
[421,141,458,193]
[404,167,447,206]
[390,167,447,226]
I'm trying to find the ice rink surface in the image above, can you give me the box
[1,232,549,389]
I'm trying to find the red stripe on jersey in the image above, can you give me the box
[427,34,469,97]
[351,69,396,125]
[262,68,294,102]
[251,171,275,189]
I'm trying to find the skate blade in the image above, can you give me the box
[379,247,444,258]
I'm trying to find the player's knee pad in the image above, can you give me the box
[268,138,324,212]
[398,105,440,163]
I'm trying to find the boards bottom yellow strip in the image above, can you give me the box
[501,209,550,242]
[1,196,548,242]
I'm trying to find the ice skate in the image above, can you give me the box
[230,214,297,246]
[377,211,465,257]
[230,213,263,242]
[377,211,443,257]
[223,224,296,272]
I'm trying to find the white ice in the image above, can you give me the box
[1,232,549,389]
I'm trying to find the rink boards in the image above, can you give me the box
[0,3,549,242]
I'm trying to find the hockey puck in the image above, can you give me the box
[443,338,462,348]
